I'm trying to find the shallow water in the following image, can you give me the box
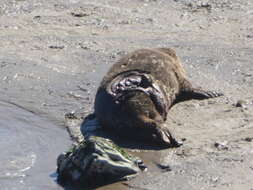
[0,101,71,190]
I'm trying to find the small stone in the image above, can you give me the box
[70,8,91,17]
[118,20,131,24]
[211,176,219,183]
[33,15,41,20]
[181,138,187,142]
[235,100,247,108]
[199,2,211,9]
[135,160,147,171]
[214,141,229,150]
[65,112,78,120]
[244,137,253,142]
[156,163,172,172]
[71,12,89,17]
[3,76,9,81]
[49,45,64,49]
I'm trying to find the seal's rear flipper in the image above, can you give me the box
[176,79,223,103]
[186,88,223,99]
[176,88,223,102]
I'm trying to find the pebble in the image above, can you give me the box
[214,141,229,150]
[156,163,172,172]
[70,8,92,17]
[244,137,253,142]
[49,45,65,49]
[65,112,78,120]
[235,100,247,108]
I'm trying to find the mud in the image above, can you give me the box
[0,0,253,189]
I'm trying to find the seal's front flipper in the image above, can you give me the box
[154,127,183,148]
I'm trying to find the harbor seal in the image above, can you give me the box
[94,48,222,147]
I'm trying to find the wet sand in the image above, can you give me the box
[0,0,253,189]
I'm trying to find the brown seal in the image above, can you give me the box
[94,48,222,147]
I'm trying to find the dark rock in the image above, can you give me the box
[70,7,92,17]
[156,163,172,172]
[244,137,253,142]
[235,100,247,108]
[214,141,229,150]
[57,136,141,187]
[48,45,65,49]
[65,112,78,120]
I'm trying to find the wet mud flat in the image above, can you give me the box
[0,0,253,189]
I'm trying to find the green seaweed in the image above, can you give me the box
[110,143,133,161]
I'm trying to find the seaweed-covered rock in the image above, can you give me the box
[57,135,142,187]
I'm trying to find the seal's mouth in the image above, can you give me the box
[107,70,168,120]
